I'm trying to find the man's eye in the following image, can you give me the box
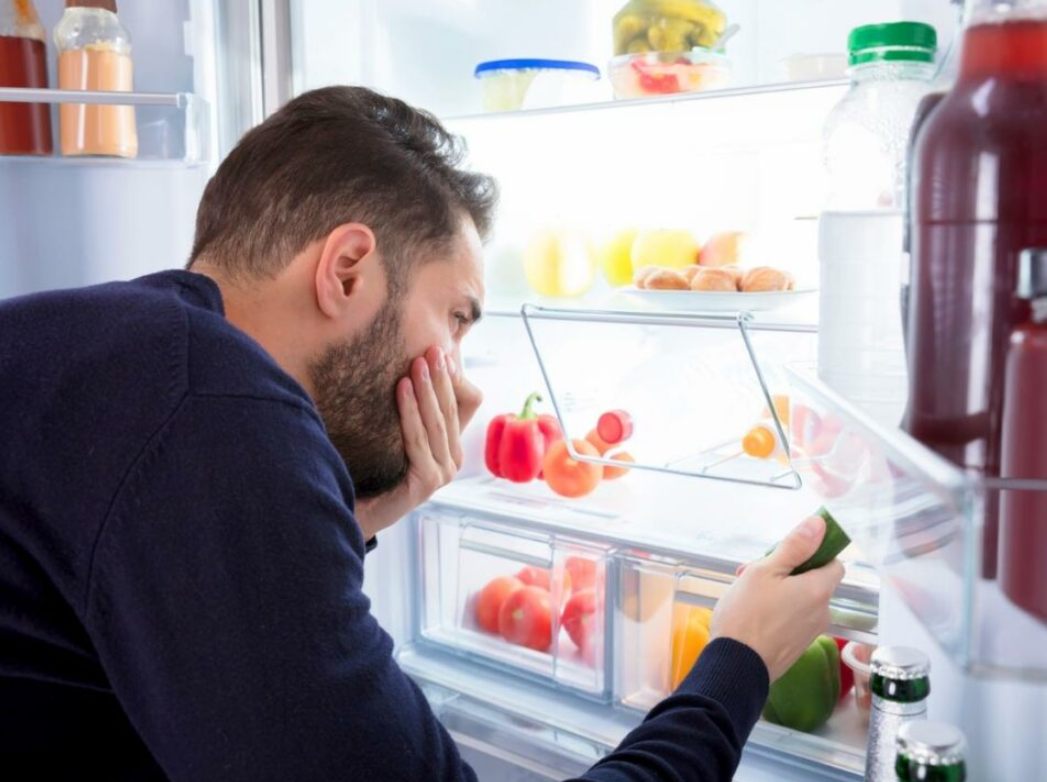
[453,312,470,328]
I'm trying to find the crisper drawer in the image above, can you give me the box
[416,510,611,698]
[613,554,871,773]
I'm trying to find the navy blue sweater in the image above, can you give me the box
[0,271,769,780]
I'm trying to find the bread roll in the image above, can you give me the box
[644,269,690,290]
[680,265,703,285]
[633,266,657,289]
[691,267,738,292]
[741,266,795,292]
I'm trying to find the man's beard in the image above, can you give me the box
[309,302,410,498]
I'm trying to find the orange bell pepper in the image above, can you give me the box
[670,604,713,689]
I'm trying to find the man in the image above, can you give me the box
[0,87,843,780]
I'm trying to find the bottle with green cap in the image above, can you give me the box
[818,19,938,427]
[864,646,931,782]
[894,721,967,782]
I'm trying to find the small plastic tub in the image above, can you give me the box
[609,49,730,100]
[475,59,601,112]
[842,641,875,722]
[782,53,848,82]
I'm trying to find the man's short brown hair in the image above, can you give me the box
[189,86,497,282]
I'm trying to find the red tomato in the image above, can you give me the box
[516,566,571,596]
[498,586,553,651]
[543,439,603,498]
[835,637,854,701]
[561,588,599,654]
[474,576,523,634]
[564,556,598,593]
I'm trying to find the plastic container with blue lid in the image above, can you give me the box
[474,58,602,111]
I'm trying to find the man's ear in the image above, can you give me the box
[314,223,379,320]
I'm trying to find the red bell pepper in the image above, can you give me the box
[485,392,561,483]
[834,636,854,701]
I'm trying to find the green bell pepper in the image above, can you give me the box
[762,635,841,732]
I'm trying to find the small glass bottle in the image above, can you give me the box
[865,646,931,782]
[895,721,967,782]
[0,0,52,155]
[54,0,138,158]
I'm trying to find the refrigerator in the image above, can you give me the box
[3,1,1046,779]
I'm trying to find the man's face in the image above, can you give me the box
[309,222,485,498]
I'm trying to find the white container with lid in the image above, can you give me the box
[474,59,602,112]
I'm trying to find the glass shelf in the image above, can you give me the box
[0,87,209,164]
[521,304,801,490]
[786,367,1047,682]
[441,78,848,122]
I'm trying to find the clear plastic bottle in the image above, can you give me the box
[817,23,937,427]
[54,0,137,158]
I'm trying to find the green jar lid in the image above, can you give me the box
[848,22,937,66]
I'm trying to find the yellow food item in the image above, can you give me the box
[523,228,596,298]
[632,229,700,270]
[670,604,713,688]
[613,0,727,55]
[599,228,640,287]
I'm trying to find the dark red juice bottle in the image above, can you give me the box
[904,3,1047,577]
[1000,249,1047,622]
[0,1,52,156]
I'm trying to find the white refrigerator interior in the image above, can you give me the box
[4,0,1046,779]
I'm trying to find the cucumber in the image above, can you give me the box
[765,507,852,575]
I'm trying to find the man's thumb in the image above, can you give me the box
[767,516,826,575]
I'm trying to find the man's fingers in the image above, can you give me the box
[765,516,826,576]
[397,377,432,468]
[427,347,463,469]
[410,356,454,479]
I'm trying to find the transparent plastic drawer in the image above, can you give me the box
[417,511,610,697]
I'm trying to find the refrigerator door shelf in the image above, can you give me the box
[788,366,1047,681]
[0,88,210,164]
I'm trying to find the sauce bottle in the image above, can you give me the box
[54,0,137,158]
[0,0,52,155]
[903,0,1047,578]
[1000,249,1047,623]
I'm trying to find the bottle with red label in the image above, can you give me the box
[0,0,53,156]
[903,0,1047,577]
[1000,249,1047,622]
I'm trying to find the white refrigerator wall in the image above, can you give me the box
[0,0,219,299]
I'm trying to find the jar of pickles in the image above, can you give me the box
[610,0,731,99]
[612,0,727,55]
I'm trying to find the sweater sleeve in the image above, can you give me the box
[571,638,769,782]
[83,393,478,782]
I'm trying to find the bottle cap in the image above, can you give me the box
[848,22,937,66]
[897,721,967,766]
[1016,249,1047,299]
[66,1,118,11]
[870,646,930,680]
